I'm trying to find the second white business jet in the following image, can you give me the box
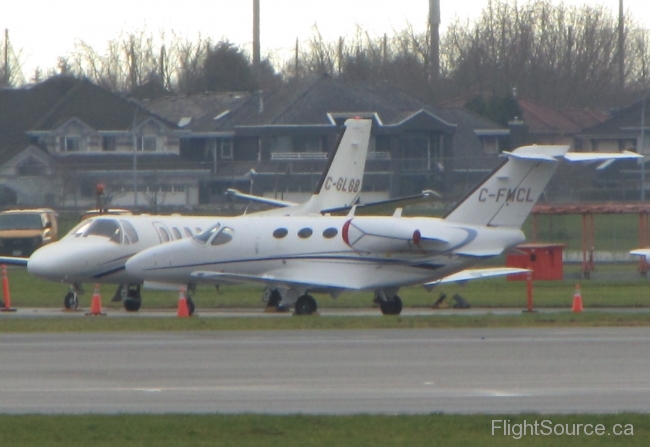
[123,145,640,315]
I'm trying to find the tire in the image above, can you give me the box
[123,297,142,312]
[64,292,78,310]
[380,295,403,316]
[294,294,317,315]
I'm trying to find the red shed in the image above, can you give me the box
[506,243,566,281]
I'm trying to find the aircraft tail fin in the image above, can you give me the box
[444,145,569,228]
[444,145,641,228]
[300,118,371,213]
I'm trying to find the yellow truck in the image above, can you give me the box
[0,209,58,257]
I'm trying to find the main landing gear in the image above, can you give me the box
[294,294,318,315]
[376,294,403,316]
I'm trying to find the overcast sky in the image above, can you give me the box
[2,0,649,77]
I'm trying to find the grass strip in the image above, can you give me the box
[3,311,650,332]
[0,414,647,447]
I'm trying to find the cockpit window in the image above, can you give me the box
[70,219,93,238]
[211,227,234,246]
[83,219,122,243]
[120,220,139,244]
[193,223,221,245]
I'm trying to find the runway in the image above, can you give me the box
[1,328,650,414]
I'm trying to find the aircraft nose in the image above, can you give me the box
[27,243,68,281]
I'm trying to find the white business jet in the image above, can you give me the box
[20,118,376,312]
[124,145,641,315]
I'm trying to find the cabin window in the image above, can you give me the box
[83,219,122,243]
[322,228,338,238]
[120,220,139,244]
[171,227,182,240]
[211,227,234,246]
[298,228,313,239]
[158,227,170,242]
[184,227,193,237]
[194,224,221,245]
[273,228,288,239]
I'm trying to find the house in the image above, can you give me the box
[0,75,509,209]
[0,76,207,209]
[146,75,510,203]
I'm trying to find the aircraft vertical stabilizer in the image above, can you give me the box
[444,145,569,228]
[302,118,372,213]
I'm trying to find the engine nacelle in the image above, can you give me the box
[342,218,446,253]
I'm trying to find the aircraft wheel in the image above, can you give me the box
[123,297,142,312]
[64,291,79,310]
[187,297,196,316]
[294,294,317,315]
[379,295,403,316]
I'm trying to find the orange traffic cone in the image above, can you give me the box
[177,288,190,318]
[572,283,583,313]
[86,284,106,316]
[0,264,16,312]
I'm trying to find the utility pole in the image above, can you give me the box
[428,0,440,83]
[618,0,625,94]
[253,0,260,80]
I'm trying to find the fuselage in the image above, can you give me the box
[26,215,224,284]
[124,214,526,292]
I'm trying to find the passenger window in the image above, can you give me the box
[184,227,193,238]
[83,219,122,243]
[273,228,288,239]
[158,228,170,242]
[211,227,234,246]
[171,227,182,240]
[298,228,313,239]
[322,227,338,238]
[120,220,139,244]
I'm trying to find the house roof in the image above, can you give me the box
[30,78,177,132]
[439,92,609,135]
[0,76,79,162]
[579,98,650,138]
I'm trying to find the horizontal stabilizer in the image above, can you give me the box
[225,188,298,208]
[424,267,531,288]
[0,256,28,267]
[563,151,642,162]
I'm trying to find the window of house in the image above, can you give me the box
[102,136,117,151]
[17,158,45,176]
[483,137,499,155]
[60,136,81,152]
[220,139,233,159]
[137,136,157,152]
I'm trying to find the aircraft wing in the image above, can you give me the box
[190,269,350,291]
[0,256,28,267]
[225,188,298,208]
[424,267,530,288]
[322,190,442,216]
